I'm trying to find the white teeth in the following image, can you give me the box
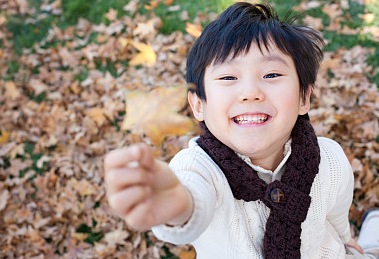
[234,114,268,124]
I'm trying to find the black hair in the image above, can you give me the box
[186,2,325,102]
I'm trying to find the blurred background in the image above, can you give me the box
[0,0,378,258]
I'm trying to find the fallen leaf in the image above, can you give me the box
[123,0,139,14]
[86,108,107,127]
[303,15,324,30]
[122,85,195,146]
[179,250,196,259]
[0,190,9,211]
[15,0,29,15]
[0,129,11,144]
[294,1,321,11]
[145,0,160,10]
[59,47,79,68]
[134,20,156,37]
[36,155,50,169]
[359,13,375,24]
[76,179,96,196]
[321,56,340,70]
[129,42,157,67]
[30,79,48,95]
[322,4,343,21]
[326,18,341,31]
[0,15,6,26]
[185,22,202,38]
[118,37,130,50]
[4,81,21,100]
[340,25,360,35]
[105,8,118,21]
[105,228,130,247]
[164,0,174,5]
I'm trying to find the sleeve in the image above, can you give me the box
[324,138,354,244]
[152,147,223,245]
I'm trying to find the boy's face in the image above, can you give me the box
[189,43,311,170]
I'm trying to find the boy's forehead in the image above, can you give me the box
[208,44,292,71]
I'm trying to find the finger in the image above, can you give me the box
[357,244,364,254]
[125,199,155,230]
[108,185,151,217]
[104,146,141,171]
[134,144,157,171]
[105,167,151,195]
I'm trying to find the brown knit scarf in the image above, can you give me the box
[196,116,320,259]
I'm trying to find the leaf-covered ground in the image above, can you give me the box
[0,0,378,258]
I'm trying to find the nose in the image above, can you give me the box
[238,80,265,102]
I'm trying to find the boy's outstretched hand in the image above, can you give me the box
[104,144,193,230]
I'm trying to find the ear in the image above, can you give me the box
[188,91,205,121]
[299,87,312,115]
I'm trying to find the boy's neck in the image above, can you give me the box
[249,145,286,172]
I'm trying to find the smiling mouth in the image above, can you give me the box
[232,114,269,124]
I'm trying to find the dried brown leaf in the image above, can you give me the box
[0,189,9,211]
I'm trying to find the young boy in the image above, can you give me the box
[104,2,372,258]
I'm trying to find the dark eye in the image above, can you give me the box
[264,73,282,79]
[219,76,237,80]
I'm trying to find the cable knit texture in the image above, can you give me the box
[196,117,320,259]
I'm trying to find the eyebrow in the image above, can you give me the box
[210,53,290,73]
[259,54,290,67]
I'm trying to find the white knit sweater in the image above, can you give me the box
[152,137,354,259]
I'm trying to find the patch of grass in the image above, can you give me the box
[60,0,127,25]
[29,92,47,103]
[15,141,50,178]
[94,59,118,78]
[6,60,20,80]
[138,0,234,34]
[160,245,179,259]
[6,14,56,54]
[270,0,302,17]
[77,221,104,245]
[74,66,89,82]
[366,0,379,27]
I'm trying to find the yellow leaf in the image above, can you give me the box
[129,42,157,67]
[163,0,174,5]
[118,37,130,49]
[179,250,196,259]
[122,85,195,146]
[359,13,375,24]
[185,22,202,38]
[145,0,160,10]
[0,129,11,144]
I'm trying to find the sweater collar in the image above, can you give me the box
[235,139,292,176]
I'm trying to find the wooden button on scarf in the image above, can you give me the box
[270,188,284,203]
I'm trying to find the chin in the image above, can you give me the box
[234,145,262,157]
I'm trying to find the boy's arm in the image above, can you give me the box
[104,144,193,230]
[325,140,354,244]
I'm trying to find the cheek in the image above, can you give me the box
[271,87,301,112]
